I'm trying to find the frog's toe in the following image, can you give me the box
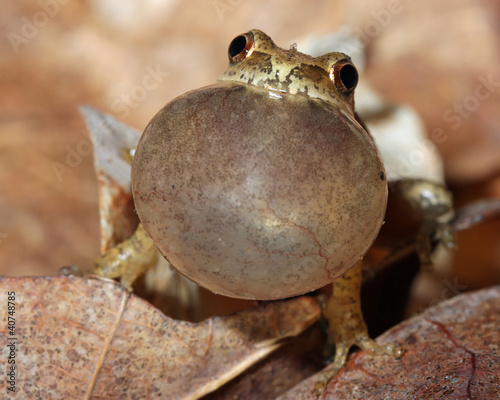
[436,223,457,251]
[356,335,403,358]
[416,222,457,271]
[58,264,84,277]
[313,335,403,395]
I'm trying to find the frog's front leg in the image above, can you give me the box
[90,223,157,290]
[314,261,403,393]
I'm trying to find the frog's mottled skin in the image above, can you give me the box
[218,30,356,115]
[132,30,386,300]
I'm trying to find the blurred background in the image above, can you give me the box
[1,0,499,313]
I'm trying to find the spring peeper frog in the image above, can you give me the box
[132,29,387,300]
[91,29,402,390]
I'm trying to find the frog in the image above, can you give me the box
[89,29,403,391]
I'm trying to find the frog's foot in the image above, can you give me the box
[313,261,403,395]
[90,223,158,290]
[58,264,85,277]
[435,222,457,251]
[416,221,457,272]
[314,337,401,394]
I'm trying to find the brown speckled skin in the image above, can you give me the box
[132,31,387,300]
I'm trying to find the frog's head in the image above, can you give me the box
[218,29,359,116]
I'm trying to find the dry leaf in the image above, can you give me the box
[80,105,141,253]
[0,276,320,399]
[203,325,324,399]
[278,286,500,399]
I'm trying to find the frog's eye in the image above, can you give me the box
[331,61,358,94]
[228,33,255,64]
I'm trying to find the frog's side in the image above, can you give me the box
[131,30,387,300]
[90,29,403,392]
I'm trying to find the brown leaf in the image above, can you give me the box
[0,276,320,399]
[80,105,141,253]
[203,325,324,399]
[278,286,500,400]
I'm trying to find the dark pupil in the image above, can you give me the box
[339,64,358,90]
[229,35,247,58]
